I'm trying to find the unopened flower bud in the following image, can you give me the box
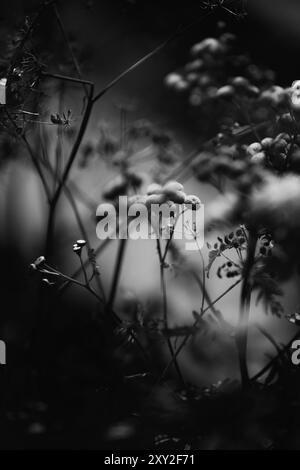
[231,76,250,90]
[146,194,167,206]
[246,142,262,156]
[171,190,186,204]
[146,183,163,195]
[163,181,184,196]
[251,152,266,165]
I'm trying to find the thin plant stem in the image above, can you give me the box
[58,118,272,288]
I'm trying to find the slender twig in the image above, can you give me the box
[234,99,261,141]
[5,110,52,201]
[159,277,242,382]
[237,230,257,388]
[251,329,300,383]
[165,121,271,185]
[107,238,127,311]
[46,162,107,302]
[54,81,64,188]
[79,253,89,286]
[156,238,185,386]
[198,243,206,314]
[45,80,94,254]
[92,11,214,104]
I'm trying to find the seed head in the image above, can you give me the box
[34,256,46,268]
[76,240,87,248]
[73,244,82,254]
